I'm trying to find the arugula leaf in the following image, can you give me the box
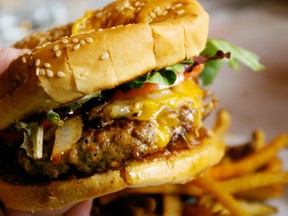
[207,39,265,71]
[66,91,102,110]
[127,67,178,89]
[200,39,265,85]
[200,60,223,86]
[169,64,185,73]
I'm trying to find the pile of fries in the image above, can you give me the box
[91,110,288,216]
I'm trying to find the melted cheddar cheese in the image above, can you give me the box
[102,80,204,147]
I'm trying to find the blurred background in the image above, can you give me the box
[0,0,287,213]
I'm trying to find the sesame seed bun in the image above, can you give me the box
[0,131,224,211]
[0,0,209,130]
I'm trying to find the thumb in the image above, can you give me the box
[0,47,27,75]
[63,200,93,216]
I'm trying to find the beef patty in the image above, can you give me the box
[17,104,199,178]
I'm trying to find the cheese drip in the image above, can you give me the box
[103,80,204,147]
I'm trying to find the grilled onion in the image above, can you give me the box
[51,116,83,163]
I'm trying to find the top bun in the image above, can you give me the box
[0,0,209,130]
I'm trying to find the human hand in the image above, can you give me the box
[0,200,93,216]
[0,47,94,215]
[0,47,27,75]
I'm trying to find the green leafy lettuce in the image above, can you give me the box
[200,39,265,85]
[127,64,185,89]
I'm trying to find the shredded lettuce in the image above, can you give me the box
[200,39,265,85]
[16,121,44,159]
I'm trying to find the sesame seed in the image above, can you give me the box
[46,69,54,77]
[177,9,185,15]
[44,42,51,46]
[26,51,32,55]
[62,38,69,44]
[44,63,51,68]
[36,46,41,50]
[57,71,66,77]
[22,56,27,64]
[40,69,46,75]
[53,45,59,51]
[72,38,79,43]
[98,28,103,32]
[135,1,140,7]
[150,11,156,19]
[100,53,109,60]
[66,44,72,48]
[163,10,168,16]
[55,50,62,57]
[73,44,80,50]
[80,40,86,45]
[147,17,153,23]
[174,3,182,8]
[28,56,34,65]
[154,6,161,12]
[166,4,172,10]
[111,26,116,29]
[96,12,103,18]
[86,37,93,43]
[36,68,40,76]
[156,9,163,16]
[123,1,130,8]
[35,59,41,67]
[115,5,124,11]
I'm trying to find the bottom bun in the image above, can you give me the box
[0,131,224,212]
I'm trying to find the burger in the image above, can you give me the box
[0,0,263,212]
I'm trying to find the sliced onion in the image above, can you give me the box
[51,116,83,163]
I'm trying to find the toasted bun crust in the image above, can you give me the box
[13,23,73,50]
[0,131,224,211]
[0,0,209,130]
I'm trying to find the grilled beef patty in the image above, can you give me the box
[17,104,198,178]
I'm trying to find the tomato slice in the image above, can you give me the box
[184,64,204,80]
[112,64,204,100]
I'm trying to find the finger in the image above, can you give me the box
[0,47,27,75]
[63,200,93,216]
[4,205,72,216]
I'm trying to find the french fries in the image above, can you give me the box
[210,134,288,180]
[194,174,249,216]
[212,109,232,137]
[218,171,288,194]
[91,110,288,216]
